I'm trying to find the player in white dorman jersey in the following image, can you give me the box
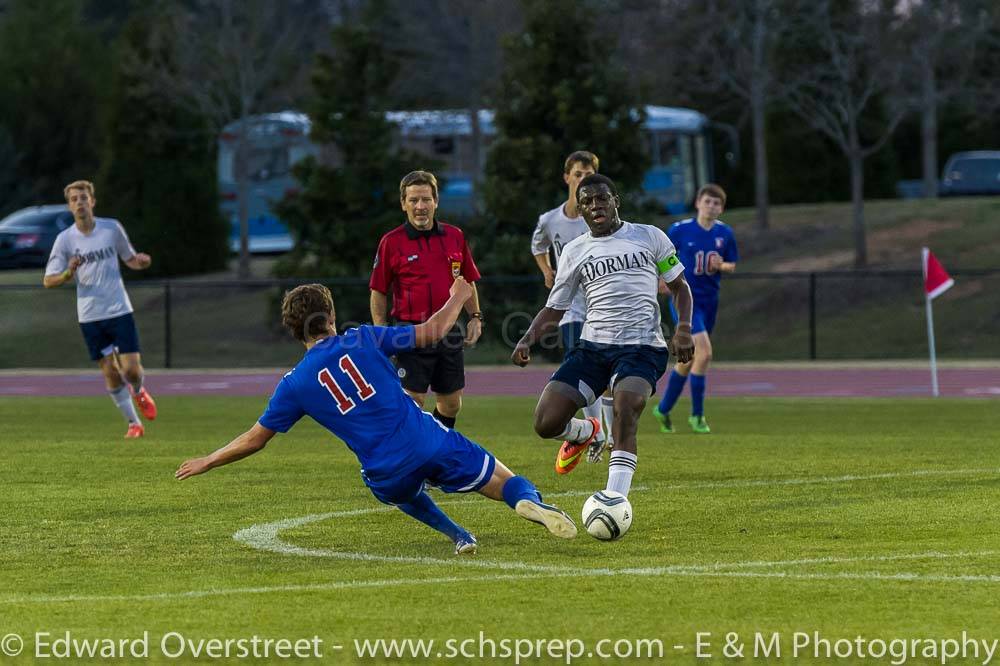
[44,180,157,439]
[513,174,695,502]
[530,150,613,462]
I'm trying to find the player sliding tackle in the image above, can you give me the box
[512,174,695,498]
[176,278,576,555]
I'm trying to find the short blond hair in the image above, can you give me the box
[399,170,439,202]
[64,180,95,201]
[564,151,599,174]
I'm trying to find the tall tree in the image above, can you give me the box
[482,0,649,273]
[152,0,326,278]
[900,0,991,198]
[781,0,909,267]
[0,0,109,210]
[683,0,795,231]
[96,4,229,278]
[274,0,428,279]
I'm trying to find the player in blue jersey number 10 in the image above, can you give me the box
[176,277,576,555]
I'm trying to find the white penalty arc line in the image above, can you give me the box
[6,469,1000,605]
[234,468,1000,567]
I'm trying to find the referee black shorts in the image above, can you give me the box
[393,325,465,395]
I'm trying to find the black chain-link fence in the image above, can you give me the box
[2,270,998,368]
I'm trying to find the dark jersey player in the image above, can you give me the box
[176,278,575,555]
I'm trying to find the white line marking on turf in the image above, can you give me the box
[233,487,634,573]
[6,551,1000,605]
[7,470,1000,605]
[661,467,1000,492]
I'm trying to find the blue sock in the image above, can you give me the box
[690,373,706,416]
[657,370,688,414]
[396,491,468,542]
[501,475,542,510]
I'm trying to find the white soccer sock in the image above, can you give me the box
[582,402,603,441]
[556,417,595,443]
[109,385,140,424]
[601,396,615,444]
[606,450,637,496]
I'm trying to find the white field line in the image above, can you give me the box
[660,467,1000,492]
[6,554,1000,606]
[5,470,1000,605]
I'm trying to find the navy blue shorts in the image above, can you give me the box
[79,313,141,362]
[361,428,496,505]
[560,321,584,357]
[551,340,670,402]
[669,299,718,335]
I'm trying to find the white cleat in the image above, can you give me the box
[515,500,578,539]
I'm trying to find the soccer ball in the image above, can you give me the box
[581,490,633,541]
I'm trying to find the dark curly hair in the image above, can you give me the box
[281,283,335,342]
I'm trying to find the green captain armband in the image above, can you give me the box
[656,254,680,274]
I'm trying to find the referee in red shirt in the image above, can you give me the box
[369,170,483,429]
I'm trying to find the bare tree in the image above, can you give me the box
[386,0,522,202]
[691,0,796,231]
[781,0,909,267]
[152,0,326,278]
[900,0,990,198]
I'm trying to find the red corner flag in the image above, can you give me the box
[922,248,954,300]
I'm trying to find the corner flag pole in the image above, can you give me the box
[922,247,954,398]
[924,280,939,397]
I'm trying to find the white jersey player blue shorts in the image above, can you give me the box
[544,221,685,400]
[258,324,496,505]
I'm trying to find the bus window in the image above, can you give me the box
[432,136,455,155]
[657,133,681,169]
[236,145,290,182]
[218,149,235,185]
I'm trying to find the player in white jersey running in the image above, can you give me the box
[530,150,613,463]
[43,180,158,439]
[513,174,695,498]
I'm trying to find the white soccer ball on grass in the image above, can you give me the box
[581,490,633,541]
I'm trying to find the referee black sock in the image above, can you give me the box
[432,409,456,429]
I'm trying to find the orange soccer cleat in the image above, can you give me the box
[554,416,601,475]
[125,423,145,439]
[132,386,157,421]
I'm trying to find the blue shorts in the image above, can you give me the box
[79,313,141,362]
[551,340,669,402]
[361,429,496,505]
[669,299,718,335]
[560,321,584,357]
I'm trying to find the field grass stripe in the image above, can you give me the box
[661,467,1000,491]
[6,552,1000,606]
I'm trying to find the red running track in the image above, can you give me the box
[1,366,999,398]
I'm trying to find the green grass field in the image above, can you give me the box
[2,395,1000,664]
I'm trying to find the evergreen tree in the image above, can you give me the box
[481,0,648,273]
[96,5,229,277]
[275,0,430,279]
[0,0,109,209]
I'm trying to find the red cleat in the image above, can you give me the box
[125,423,145,439]
[132,386,157,420]
[554,416,601,475]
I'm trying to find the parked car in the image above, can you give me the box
[940,151,1000,196]
[0,205,72,269]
